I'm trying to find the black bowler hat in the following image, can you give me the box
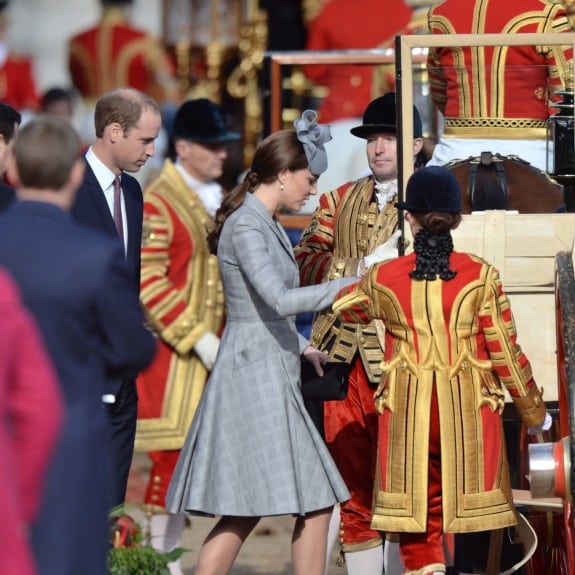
[396,166,462,214]
[350,92,422,139]
[172,98,241,144]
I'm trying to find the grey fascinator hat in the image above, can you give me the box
[293,110,332,175]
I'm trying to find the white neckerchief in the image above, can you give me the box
[374,179,398,210]
[175,161,223,217]
[0,44,8,68]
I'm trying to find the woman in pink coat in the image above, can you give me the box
[0,269,62,575]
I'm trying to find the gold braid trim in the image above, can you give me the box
[311,177,395,385]
[443,117,547,139]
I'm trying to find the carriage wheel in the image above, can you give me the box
[554,252,575,572]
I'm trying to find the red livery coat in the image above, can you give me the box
[428,0,572,135]
[68,9,178,103]
[334,251,546,534]
[0,53,39,111]
[137,160,225,508]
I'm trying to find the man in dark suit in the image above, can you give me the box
[72,87,162,508]
[0,116,156,574]
[0,101,20,211]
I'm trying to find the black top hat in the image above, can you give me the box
[350,92,423,139]
[101,0,133,6]
[396,166,462,214]
[172,99,240,144]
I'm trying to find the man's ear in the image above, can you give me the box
[108,122,124,143]
[5,155,19,187]
[413,138,424,155]
[174,139,187,157]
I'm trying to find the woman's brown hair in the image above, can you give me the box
[207,130,308,254]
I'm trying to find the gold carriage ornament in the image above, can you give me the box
[546,71,575,178]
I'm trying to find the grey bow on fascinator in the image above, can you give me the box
[293,110,332,175]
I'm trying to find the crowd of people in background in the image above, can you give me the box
[1,0,572,574]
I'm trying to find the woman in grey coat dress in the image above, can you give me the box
[166,112,354,575]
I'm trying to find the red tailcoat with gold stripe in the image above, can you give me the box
[303,0,412,123]
[427,0,572,140]
[68,10,177,103]
[137,160,225,509]
[295,176,398,550]
[333,251,546,534]
[0,53,39,111]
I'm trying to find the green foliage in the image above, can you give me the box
[108,545,171,575]
[107,510,189,575]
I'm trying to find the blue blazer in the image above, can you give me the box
[0,200,155,575]
[72,160,143,295]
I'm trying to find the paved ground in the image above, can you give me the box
[126,452,344,575]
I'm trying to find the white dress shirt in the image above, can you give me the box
[85,147,128,253]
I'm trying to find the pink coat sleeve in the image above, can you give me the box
[0,270,63,523]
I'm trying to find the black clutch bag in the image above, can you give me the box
[300,360,350,401]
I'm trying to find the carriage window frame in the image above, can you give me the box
[266,50,426,230]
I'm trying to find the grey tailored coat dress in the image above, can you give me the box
[167,193,353,516]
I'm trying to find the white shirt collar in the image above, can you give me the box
[85,147,118,192]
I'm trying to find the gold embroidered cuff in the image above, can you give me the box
[512,386,546,427]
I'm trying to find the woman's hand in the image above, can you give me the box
[302,345,330,377]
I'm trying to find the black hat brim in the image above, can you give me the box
[394,201,461,214]
[186,132,242,144]
[350,123,396,139]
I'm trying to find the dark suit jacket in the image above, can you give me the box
[71,158,147,508]
[0,182,16,213]
[72,160,143,295]
[0,201,155,575]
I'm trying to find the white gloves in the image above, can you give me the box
[364,230,402,268]
[527,412,553,435]
[193,332,220,371]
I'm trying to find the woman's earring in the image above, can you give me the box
[279,181,285,191]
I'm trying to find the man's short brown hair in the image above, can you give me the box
[94,88,160,138]
[14,115,81,189]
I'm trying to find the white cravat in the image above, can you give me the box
[195,182,223,217]
[374,179,398,210]
[175,161,223,217]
